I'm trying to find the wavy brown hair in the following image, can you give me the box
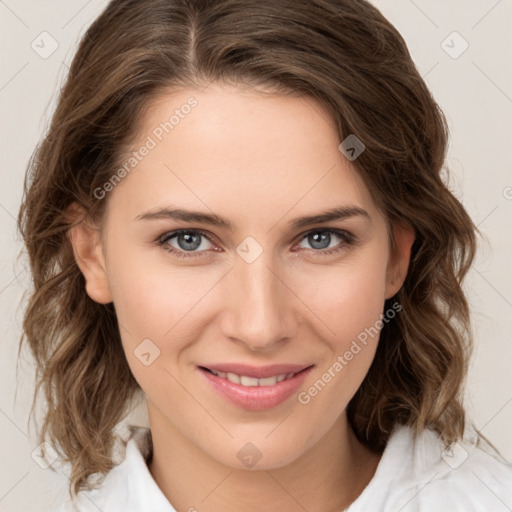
[18,0,478,496]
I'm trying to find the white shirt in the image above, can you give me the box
[54,423,512,512]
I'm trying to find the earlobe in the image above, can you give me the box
[66,203,113,305]
[385,221,415,299]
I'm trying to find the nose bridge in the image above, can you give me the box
[222,245,294,350]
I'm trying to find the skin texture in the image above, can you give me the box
[69,83,415,511]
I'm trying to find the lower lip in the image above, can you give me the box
[198,366,314,411]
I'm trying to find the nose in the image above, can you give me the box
[220,249,298,352]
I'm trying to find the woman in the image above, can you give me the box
[18,0,512,510]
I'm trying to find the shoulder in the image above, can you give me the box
[49,427,176,512]
[348,423,512,512]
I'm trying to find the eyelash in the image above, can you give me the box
[156,228,355,259]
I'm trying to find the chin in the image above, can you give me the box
[206,433,312,472]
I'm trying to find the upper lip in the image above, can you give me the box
[199,363,313,379]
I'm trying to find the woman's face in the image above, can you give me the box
[77,83,413,469]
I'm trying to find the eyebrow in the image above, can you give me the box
[134,205,370,231]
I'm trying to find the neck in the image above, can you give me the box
[147,405,381,512]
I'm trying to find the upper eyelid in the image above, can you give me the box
[159,228,216,244]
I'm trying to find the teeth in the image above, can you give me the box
[258,376,279,386]
[240,375,260,386]
[226,372,240,384]
[208,369,297,387]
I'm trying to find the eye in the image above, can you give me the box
[158,229,216,258]
[294,229,354,256]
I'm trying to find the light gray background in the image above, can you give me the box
[1,1,511,510]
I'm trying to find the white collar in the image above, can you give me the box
[66,423,511,512]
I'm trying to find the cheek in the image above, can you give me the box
[105,248,226,384]
[298,248,388,343]
[107,263,178,339]
[106,262,189,398]
[106,245,219,338]
[292,248,388,413]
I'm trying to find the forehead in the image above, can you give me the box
[105,83,380,229]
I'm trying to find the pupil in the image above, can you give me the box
[310,231,330,249]
[179,233,201,251]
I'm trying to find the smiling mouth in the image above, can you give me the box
[198,364,315,411]
[200,367,302,387]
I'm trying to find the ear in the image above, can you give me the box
[385,221,415,299]
[66,202,113,304]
